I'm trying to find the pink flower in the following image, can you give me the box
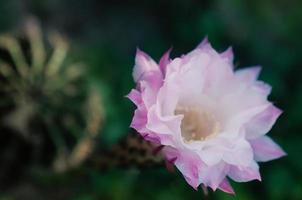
[127,38,286,194]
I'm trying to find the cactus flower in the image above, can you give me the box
[127,38,286,194]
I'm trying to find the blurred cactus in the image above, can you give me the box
[0,17,104,186]
[89,130,164,170]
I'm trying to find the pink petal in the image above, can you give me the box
[225,104,270,134]
[146,105,181,138]
[201,54,234,98]
[228,161,261,182]
[199,146,224,166]
[138,80,182,145]
[201,162,229,191]
[133,48,162,83]
[138,71,163,91]
[130,106,147,131]
[196,36,210,49]
[218,178,235,194]
[245,104,282,140]
[163,146,179,161]
[139,80,158,109]
[144,81,182,144]
[222,139,254,167]
[221,84,270,119]
[235,66,262,83]
[171,52,211,98]
[159,48,172,76]
[252,81,272,97]
[126,89,142,106]
[156,81,180,116]
[195,39,217,59]
[220,47,234,63]
[177,157,200,190]
[163,147,201,190]
[250,136,286,162]
[142,132,161,143]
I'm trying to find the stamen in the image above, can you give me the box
[175,104,220,142]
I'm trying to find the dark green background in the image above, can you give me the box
[0,0,301,199]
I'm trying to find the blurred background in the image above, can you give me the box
[0,0,301,199]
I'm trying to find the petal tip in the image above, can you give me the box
[274,147,287,159]
[159,47,173,74]
[197,36,210,49]
[221,46,234,61]
[253,66,262,74]
[218,179,235,195]
[136,47,149,60]
[274,107,283,118]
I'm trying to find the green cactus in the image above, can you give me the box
[0,18,104,186]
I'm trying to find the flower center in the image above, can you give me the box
[175,105,220,142]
